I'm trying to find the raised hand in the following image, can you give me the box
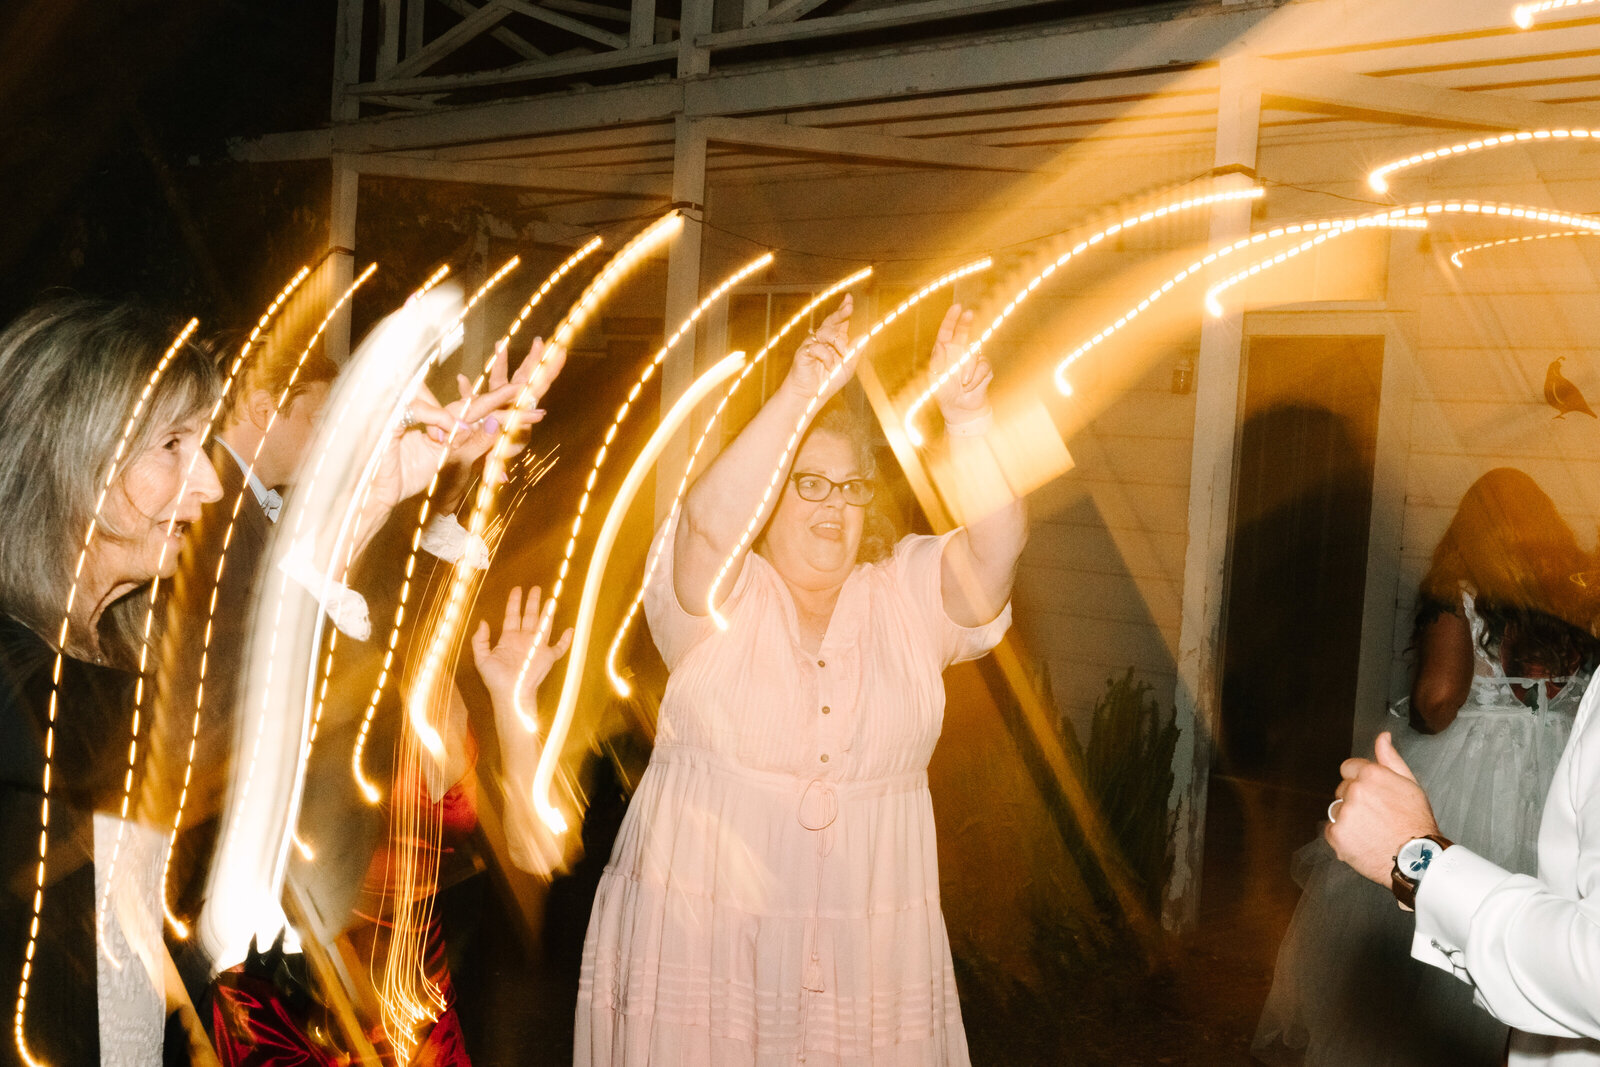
[446,336,567,486]
[782,295,855,402]
[930,304,990,425]
[472,585,574,735]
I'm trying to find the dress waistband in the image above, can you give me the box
[649,744,926,832]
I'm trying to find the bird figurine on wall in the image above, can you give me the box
[1545,357,1597,419]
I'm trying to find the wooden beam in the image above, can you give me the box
[698,115,1066,173]
[711,0,1100,48]
[749,0,830,26]
[347,41,675,97]
[656,117,708,523]
[377,0,402,76]
[741,0,768,27]
[1253,55,1600,130]
[405,0,426,57]
[387,2,511,80]
[1167,53,1260,934]
[347,150,669,196]
[331,0,364,122]
[678,0,712,77]
[438,0,548,60]
[495,0,629,49]
[629,0,656,47]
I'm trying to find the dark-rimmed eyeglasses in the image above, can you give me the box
[790,472,874,506]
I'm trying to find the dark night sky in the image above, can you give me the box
[0,0,333,322]
[0,0,1177,327]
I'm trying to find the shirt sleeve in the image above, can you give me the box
[642,512,759,671]
[891,530,1012,668]
[1411,708,1600,1039]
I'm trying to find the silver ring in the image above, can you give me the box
[400,405,417,430]
[805,333,847,359]
[1328,798,1343,824]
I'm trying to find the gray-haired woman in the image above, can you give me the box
[0,299,224,1065]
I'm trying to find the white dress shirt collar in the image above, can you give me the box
[216,438,282,523]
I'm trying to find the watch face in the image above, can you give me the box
[1398,837,1440,879]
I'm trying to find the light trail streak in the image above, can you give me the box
[264,253,520,806]
[1368,129,1599,194]
[407,213,681,769]
[1448,230,1598,267]
[352,239,601,802]
[1513,0,1599,26]
[188,264,378,834]
[16,318,198,1067]
[705,257,993,632]
[153,265,313,938]
[901,186,1263,446]
[1050,212,1437,395]
[531,351,748,834]
[506,250,775,726]
[605,267,874,697]
[1203,216,1429,317]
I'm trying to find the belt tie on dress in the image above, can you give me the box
[798,778,837,1001]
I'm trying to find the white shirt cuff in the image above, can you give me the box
[277,548,372,641]
[1412,844,1515,977]
[419,512,489,570]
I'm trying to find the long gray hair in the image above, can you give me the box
[0,299,220,662]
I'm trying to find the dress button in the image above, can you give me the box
[821,705,831,715]
[817,659,826,668]
[820,754,829,763]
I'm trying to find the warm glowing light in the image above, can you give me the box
[352,240,599,797]
[18,318,198,1067]
[508,250,775,723]
[407,215,680,770]
[1050,211,1438,394]
[901,186,1263,446]
[1448,230,1597,268]
[1368,129,1599,193]
[531,351,748,833]
[1203,216,1427,317]
[705,256,992,629]
[152,265,313,940]
[605,267,874,697]
[1512,0,1598,27]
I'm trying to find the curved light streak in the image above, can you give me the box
[531,351,748,834]
[506,250,775,725]
[1203,216,1430,316]
[245,253,523,808]
[351,238,602,803]
[1050,212,1437,395]
[1368,129,1598,194]
[151,264,320,938]
[901,186,1263,446]
[197,284,465,972]
[406,213,682,767]
[605,266,874,697]
[1513,0,1599,26]
[1448,230,1598,268]
[705,257,993,631]
[16,318,198,1067]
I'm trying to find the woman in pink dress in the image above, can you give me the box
[576,297,1027,1066]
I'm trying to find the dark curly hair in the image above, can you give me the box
[758,393,897,565]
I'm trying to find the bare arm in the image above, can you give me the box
[929,306,1027,626]
[1410,603,1473,734]
[674,296,855,615]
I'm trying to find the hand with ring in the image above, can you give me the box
[782,295,855,402]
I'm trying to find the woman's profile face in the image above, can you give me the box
[762,430,867,591]
[95,411,223,584]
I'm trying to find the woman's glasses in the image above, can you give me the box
[790,472,875,506]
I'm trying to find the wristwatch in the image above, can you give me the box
[1391,833,1454,910]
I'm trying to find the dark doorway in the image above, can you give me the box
[1199,334,1385,993]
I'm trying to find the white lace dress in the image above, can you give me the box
[1253,591,1587,1066]
[575,521,1010,1066]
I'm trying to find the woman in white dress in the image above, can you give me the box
[1253,468,1598,1066]
[575,297,1027,1066]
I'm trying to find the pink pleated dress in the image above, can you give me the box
[575,519,1010,1066]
